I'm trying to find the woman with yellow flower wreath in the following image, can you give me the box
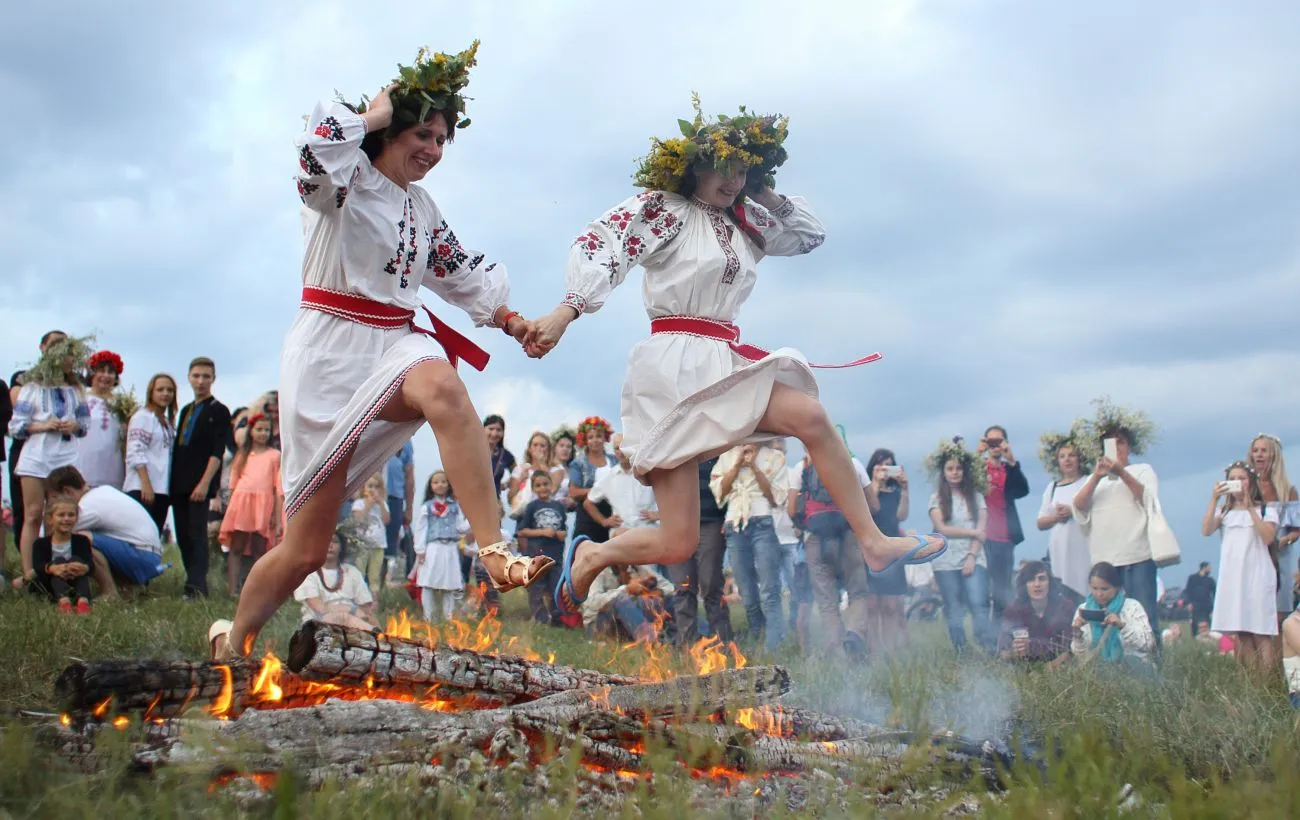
[525,97,948,614]
[208,42,552,660]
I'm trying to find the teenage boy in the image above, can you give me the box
[170,357,231,598]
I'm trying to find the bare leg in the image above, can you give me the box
[378,361,547,587]
[757,383,943,571]
[17,477,45,583]
[89,549,120,600]
[565,462,701,603]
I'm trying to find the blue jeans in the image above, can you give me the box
[92,533,166,585]
[934,566,994,651]
[725,516,786,651]
[1118,558,1160,638]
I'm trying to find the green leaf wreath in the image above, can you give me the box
[924,437,988,494]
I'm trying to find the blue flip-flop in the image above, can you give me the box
[555,534,591,614]
[868,533,948,579]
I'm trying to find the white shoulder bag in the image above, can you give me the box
[1145,490,1182,568]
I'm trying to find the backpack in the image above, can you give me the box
[795,462,850,537]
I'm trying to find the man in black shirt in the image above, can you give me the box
[1183,562,1216,636]
[664,456,732,646]
[170,357,231,598]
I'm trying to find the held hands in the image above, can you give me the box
[523,307,577,359]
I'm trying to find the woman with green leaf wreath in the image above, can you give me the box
[209,42,551,660]
[524,97,947,614]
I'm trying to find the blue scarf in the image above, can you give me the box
[1085,590,1127,662]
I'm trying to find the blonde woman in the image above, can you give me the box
[1248,434,1298,615]
[508,431,553,517]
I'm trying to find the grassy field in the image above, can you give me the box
[2,540,1299,818]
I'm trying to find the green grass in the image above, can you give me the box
[2,541,1299,817]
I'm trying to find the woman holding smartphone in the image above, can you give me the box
[1070,561,1155,669]
[1204,461,1279,675]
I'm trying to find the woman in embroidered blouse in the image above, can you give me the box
[525,100,945,611]
[209,43,549,661]
[8,337,90,589]
[74,350,126,490]
[124,373,177,534]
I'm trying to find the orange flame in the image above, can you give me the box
[208,771,278,793]
[734,706,787,736]
[112,716,129,730]
[208,665,234,718]
[91,697,112,719]
[59,714,71,727]
[687,636,747,676]
[250,653,284,703]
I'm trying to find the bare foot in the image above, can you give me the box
[566,541,607,603]
[862,533,945,573]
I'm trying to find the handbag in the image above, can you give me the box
[1145,492,1182,568]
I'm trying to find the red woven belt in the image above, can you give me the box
[301,287,490,372]
[649,316,882,369]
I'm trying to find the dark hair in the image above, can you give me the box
[423,470,454,502]
[530,469,553,487]
[1199,561,1211,571]
[483,414,505,429]
[1099,426,1132,447]
[1015,560,1054,602]
[231,406,248,422]
[865,448,898,489]
[188,356,216,374]
[937,456,979,527]
[331,530,350,565]
[46,466,87,494]
[984,425,1008,440]
[359,111,457,163]
[1088,561,1123,589]
[675,165,766,249]
[40,329,67,347]
[552,432,577,466]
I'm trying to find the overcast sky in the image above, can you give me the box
[4,1,1299,582]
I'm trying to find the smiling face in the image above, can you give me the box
[428,471,450,497]
[1057,445,1081,478]
[151,377,176,410]
[693,162,747,208]
[585,427,607,454]
[531,470,553,501]
[47,500,79,536]
[91,364,118,394]
[484,421,504,447]
[249,418,272,446]
[379,116,449,184]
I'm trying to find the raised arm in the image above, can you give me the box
[295,98,383,213]
[740,189,826,258]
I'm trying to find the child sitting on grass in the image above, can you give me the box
[294,530,379,631]
[32,495,93,614]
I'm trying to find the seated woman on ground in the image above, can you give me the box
[293,530,379,631]
[1070,561,1155,670]
[582,564,674,643]
[997,560,1075,665]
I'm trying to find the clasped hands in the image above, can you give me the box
[504,306,577,359]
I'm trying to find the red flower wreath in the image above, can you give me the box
[87,350,124,375]
[574,416,613,448]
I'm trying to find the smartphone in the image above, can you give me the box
[1080,608,1107,623]
[1219,479,1242,494]
[882,465,903,478]
[1103,438,1118,462]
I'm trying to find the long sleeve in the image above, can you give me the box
[419,193,511,327]
[1005,462,1030,500]
[124,411,153,470]
[411,503,429,555]
[582,569,626,624]
[295,101,369,212]
[32,538,53,572]
[1119,599,1155,656]
[71,534,95,566]
[7,383,38,439]
[762,451,790,507]
[739,195,826,258]
[210,403,231,463]
[709,452,733,507]
[562,191,688,316]
[69,390,89,439]
[1069,604,1089,657]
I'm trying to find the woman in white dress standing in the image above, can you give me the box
[75,350,126,490]
[1204,461,1279,675]
[524,98,946,611]
[210,42,549,659]
[123,373,177,534]
[1035,432,1093,598]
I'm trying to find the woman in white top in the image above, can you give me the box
[294,531,378,630]
[507,431,554,519]
[123,373,177,534]
[1035,437,1092,598]
[527,98,945,613]
[209,45,551,661]
[1071,561,1156,670]
[8,336,90,589]
[1204,462,1279,675]
[75,350,126,490]
[926,440,994,652]
[1247,434,1298,615]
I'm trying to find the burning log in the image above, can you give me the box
[54,658,258,718]
[286,620,641,698]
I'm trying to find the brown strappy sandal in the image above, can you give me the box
[478,541,555,593]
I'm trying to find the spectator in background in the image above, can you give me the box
[1071,561,1156,671]
[550,427,578,529]
[977,425,1031,622]
[794,451,869,658]
[7,330,69,574]
[9,334,90,590]
[926,438,994,652]
[75,350,126,491]
[31,494,94,614]
[1035,434,1093,599]
[1204,462,1278,676]
[411,470,469,624]
[665,456,732,647]
[517,470,569,625]
[0,374,10,575]
[293,531,378,631]
[508,431,553,519]
[218,415,281,597]
[1247,434,1297,618]
[483,414,515,494]
[997,560,1075,664]
[350,473,390,592]
[1072,421,1162,636]
[1282,607,1300,708]
[1183,562,1216,637]
[385,439,415,583]
[123,373,177,534]
[770,439,811,650]
[582,563,675,643]
[712,442,790,651]
[864,447,909,654]
[567,416,615,548]
[585,433,659,537]
[171,358,231,599]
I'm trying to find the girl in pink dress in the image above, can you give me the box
[220,415,282,595]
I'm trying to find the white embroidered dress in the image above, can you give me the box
[564,191,826,475]
[284,102,510,518]
[75,395,125,489]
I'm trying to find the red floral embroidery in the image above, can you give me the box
[425,220,470,277]
[601,209,635,236]
[703,206,741,285]
[383,197,415,287]
[298,145,326,177]
[297,180,320,201]
[313,116,346,142]
[574,231,606,260]
[624,234,646,259]
[335,187,348,209]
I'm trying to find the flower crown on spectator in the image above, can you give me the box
[550,424,577,444]
[23,335,95,386]
[341,40,479,131]
[575,416,613,448]
[1081,395,1158,456]
[87,350,124,376]
[633,93,790,195]
[1038,419,1099,479]
[924,436,988,494]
